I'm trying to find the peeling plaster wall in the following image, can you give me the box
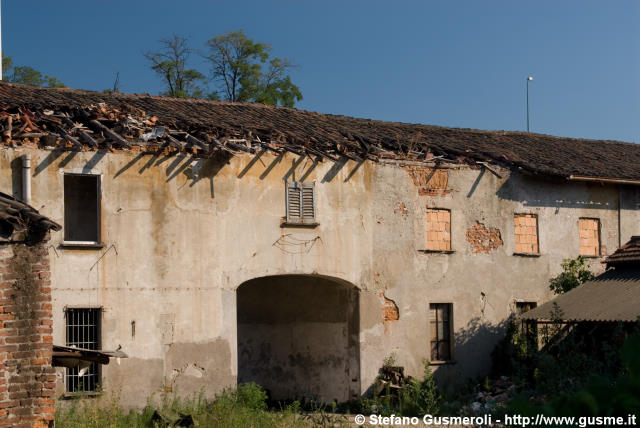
[0,147,635,406]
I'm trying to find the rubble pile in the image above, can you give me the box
[462,376,518,414]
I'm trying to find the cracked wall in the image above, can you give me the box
[0,147,634,406]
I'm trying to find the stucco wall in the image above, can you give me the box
[0,147,636,406]
[237,275,359,402]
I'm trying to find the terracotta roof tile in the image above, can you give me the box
[0,82,639,180]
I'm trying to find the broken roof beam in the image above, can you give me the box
[89,119,131,149]
[223,139,255,153]
[76,109,129,149]
[53,126,83,149]
[476,161,503,178]
[60,117,98,148]
[164,133,185,150]
[303,146,338,162]
[185,134,209,151]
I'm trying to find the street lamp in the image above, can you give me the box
[526,76,533,132]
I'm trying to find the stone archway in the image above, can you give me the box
[236,274,360,403]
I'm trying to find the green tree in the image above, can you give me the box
[144,35,207,99]
[204,30,302,107]
[549,256,595,295]
[2,55,65,87]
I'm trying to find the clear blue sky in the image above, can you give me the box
[3,1,639,142]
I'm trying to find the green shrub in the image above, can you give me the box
[399,361,440,416]
[235,382,268,411]
[509,334,640,416]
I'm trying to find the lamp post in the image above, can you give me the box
[526,76,533,132]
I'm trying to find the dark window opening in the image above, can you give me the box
[516,301,538,350]
[64,174,100,243]
[65,308,101,393]
[430,303,452,361]
[286,182,316,224]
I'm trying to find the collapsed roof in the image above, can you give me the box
[0,192,61,242]
[0,81,639,181]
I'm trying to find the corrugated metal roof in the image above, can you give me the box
[521,268,640,322]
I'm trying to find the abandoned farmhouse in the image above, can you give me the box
[0,81,639,409]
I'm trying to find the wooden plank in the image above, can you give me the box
[89,119,131,148]
[61,117,98,148]
[54,125,83,148]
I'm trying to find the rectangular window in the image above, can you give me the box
[578,218,600,256]
[286,182,316,224]
[515,301,538,350]
[426,208,451,251]
[64,174,100,243]
[65,308,101,393]
[515,301,537,315]
[429,303,452,361]
[514,213,539,254]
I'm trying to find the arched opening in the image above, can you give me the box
[237,275,360,403]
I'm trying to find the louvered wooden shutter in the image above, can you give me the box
[301,182,315,222]
[286,182,301,221]
[286,182,315,223]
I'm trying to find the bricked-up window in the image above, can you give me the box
[430,303,452,361]
[426,208,451,251]
[65,308,101,393]
[514,213,539,254]
[579,218,600,256]
[286,182,316,224]
[64,174,100,243]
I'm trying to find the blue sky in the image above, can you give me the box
[3,1,639,142]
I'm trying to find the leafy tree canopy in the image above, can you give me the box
[145,31,302,106]
[204,30,302,107]
[549,255,595,295]
[2,55,65,88]
[144,35,208,99]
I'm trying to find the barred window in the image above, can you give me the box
[65,308,101,393]
[429,303,453,362]
[286,182,316,224]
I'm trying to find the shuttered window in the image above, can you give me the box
[286,182,316,224]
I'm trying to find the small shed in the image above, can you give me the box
[521,236,640,324]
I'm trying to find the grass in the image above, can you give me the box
[55,383,351,428]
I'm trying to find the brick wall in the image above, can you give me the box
[579,218,600,256]
[0,242,55,428]
[514,214,539,254]
[426,208,451,251]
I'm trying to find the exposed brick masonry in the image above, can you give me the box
[514,214,539,254]
[466,221,503,254]
[0,242,55,428]
[405,167,449,196]
[378,292,399,322]
[579,218,600,256]
[426,209,451,251]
